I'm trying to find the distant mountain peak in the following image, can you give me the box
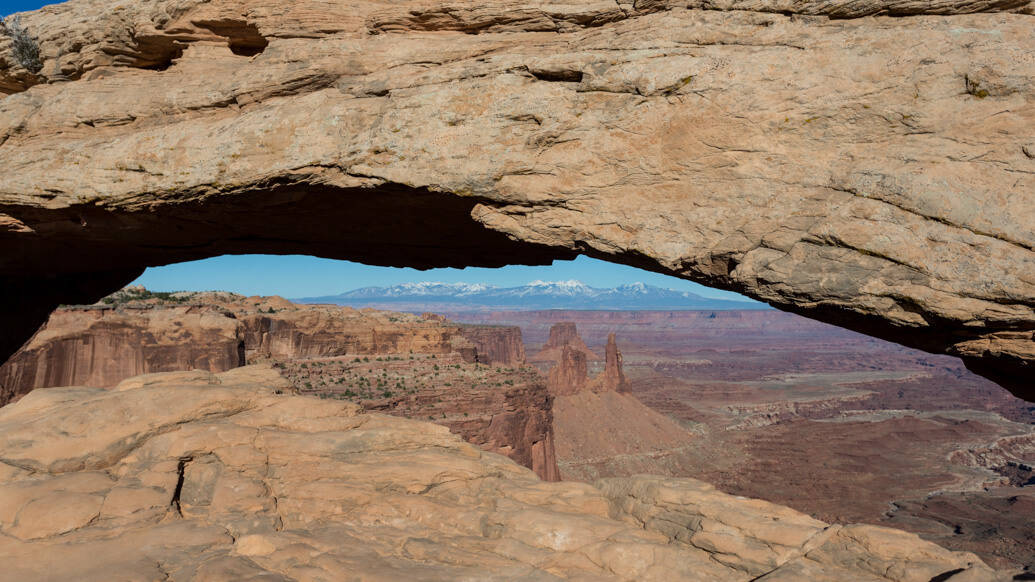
[296,280,766,311]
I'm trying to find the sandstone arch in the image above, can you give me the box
[1,0,1032,398]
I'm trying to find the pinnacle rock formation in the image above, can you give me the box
[542,325,700,480]
[545,324,631,396]
[0,0,1032,397]
[547,344,590,396]
[599,332,629,393]
[533,321,601,363]
[0,366,1008,581]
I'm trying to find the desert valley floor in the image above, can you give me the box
[450,309,1035,570]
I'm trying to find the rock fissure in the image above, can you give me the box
[170,456,192,518]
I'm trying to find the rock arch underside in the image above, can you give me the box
[0,0,1032,399]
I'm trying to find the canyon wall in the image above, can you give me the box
[0,294,525,404]
[0,0,1031,396]
[456,324,526,365]
[0,292,557,479]
[363,361,560,481]
[0,306,242,405]
[533,321,600,364]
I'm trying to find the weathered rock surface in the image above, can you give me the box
[1,0,1032,396]
[548,344,591,396]
[600,332,629,393]
[533,322,601,364]
[0,304,242,406]
[0,366,1007,581]
[288,353,561,481]
[545,324,629,395]
[0,291,524,405]
[456,324,528,365]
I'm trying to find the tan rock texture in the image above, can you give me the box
[0,292,555,479]
[0,366,1007,581]
[0,0,1033,396]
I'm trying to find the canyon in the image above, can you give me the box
[3,290,1034,574]
[454,310,1035,570]
[0,365,1009,582]
[0,289,561,481]
[0,0,1032,396]
[1,0,1033,577]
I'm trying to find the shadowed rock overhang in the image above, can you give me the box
[0,0,1032,398]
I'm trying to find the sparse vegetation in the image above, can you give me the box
[1,15,43,73]
[965,75,989,99]
[100,286,192,305]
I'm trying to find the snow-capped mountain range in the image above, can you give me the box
[296,281,767,311]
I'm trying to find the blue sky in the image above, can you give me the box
[1,0,52,16]
[133,255,756,301]
[4,0,753,303]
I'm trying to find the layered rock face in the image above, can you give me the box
[547,345,590,396]
[0,305,242,405]
[600,332,629,393]
[544,323,629,396]
[456,324,527,365]
[0,292,525,405]
[534,322,601,364]
[0,291,556,478]
[0,366,1006,581]
[1,0,1032,396]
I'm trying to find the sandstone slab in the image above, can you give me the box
[0,366,1008,581]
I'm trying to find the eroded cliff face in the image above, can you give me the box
[544,323,629,396]
[456,324,526,365]
[533,321,601,364]
[0,292,528,405]
[0,0,1032,397]
[0,366,1008,581]
[310,354,560,481]
[0,291,559,479]
[0,305,242,405]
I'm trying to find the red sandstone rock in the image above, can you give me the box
[293,354,560,481]
[0,305,242,405]
[532,322,600,363]
[547,344,589,396]
[0,289,560,480]
[595,332,628,393]
[457,325,526,365]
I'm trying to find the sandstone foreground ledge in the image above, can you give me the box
[0,0,1033,396]
[0,366,1009,580]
